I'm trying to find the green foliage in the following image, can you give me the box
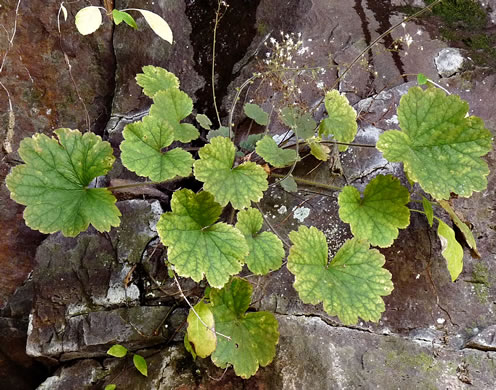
[244,103,269,126]
[422,196,434,227]
[187,301,217,358]
[107,344,128,358]
[377,86,492,200]
[6,129,121,237]
[319,90,358,151]
[210,278,279,379]
[194,137,268,209]
[287,226,393,325]
[255,135,298,168]
[133,354,148,377]
[196,114,213,130]
[338,175,410,247]
[240,133,264,152]
[157,189,248,288]
[183,334,197,360]
[235,208,284,275]
[437,220,463,281]
[206,126,230,140]
[308,138,330,161]
[280,174,297,192]
[426,0,488,29]
[120,116,194,181]
[105,385,117,390]
[136,66,179,98]
[417,73,428,85]
[112,10,137,29]
[280,107,316,139]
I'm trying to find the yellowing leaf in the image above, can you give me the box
[184,334,197,360]
[377,87,492,200]
[61,4,68,21]
[136,66,179,98]
[120,116,193,182]
[437,220,463,281]
[255,135,298,168]
[338,175,410,247]
[308,139,330,161]
[288,226,393,325]
[319,90,358,151]
[210,278,279,379]
[75,6,103,35]
[235,208,284,275]
[137,9,173,44]
[6,129,121,237]
[187,301,216,358]
[194,137,268,209]
[157,189,248,288]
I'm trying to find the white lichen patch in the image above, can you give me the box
[278,205,288,214]
[293,207,310,222]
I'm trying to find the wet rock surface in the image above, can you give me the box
[0,0,495,388]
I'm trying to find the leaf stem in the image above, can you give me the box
[105,181,163,191]
[270,173,342,191]
[255,203,290,248]
[228,74,260,140]
[211,0,225,127]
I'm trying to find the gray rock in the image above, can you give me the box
[435,48,466,78]
[465,325,496,351]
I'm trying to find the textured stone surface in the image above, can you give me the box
[435,47,466,77]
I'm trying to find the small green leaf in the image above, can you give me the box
[338,175,410,247]
[112,9,138,29]
[120,116,193,181]
[244,103,269,126]
[288,226,393,325]
[255,135,298,168]
[196,114,212,130]
[319,90,358,152]
[107,344,128,358]
[75,6,102,35]
[280,175,297,192]
[157,189,249,288]
[136,66,180,98]
[6,129,121,237]
[184,333,197,360]
[206,126,230,140]
[240,134,264,152]
[437,220,463,281]
[438,200,479,257]
[308,139,330,161]
[133,354,148,377]
[417,73,428,85]
[136,9,173,44]
[194,137,268,209]
[105,385,117,390]
[280,107,316,140]
[210,278,279,379]
[149,89,199,143]
[187,301,217,358]
[377,87,492,200]
[236,208,284,275]
[422,196,434,227]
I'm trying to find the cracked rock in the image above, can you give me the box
[465,325,496,351]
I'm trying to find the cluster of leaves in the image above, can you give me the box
[104,344,148,389]
[6,65,492,378]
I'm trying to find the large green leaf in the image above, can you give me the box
[187,301,217,358]
[149,88,199,143]
[287,226,393,325]
[319,90,358,151]
[135,65,179,98]
[235,208,284,275]
[377,86,492,200]
[338,175,410,247]
[157,189,248,288]
[210,278,279,379]
[6,129,121,237]
[244,103,269,126]
[437,220,463,281]
[255,135,298,168]
[120,116,193,181]
[193,137,268,209]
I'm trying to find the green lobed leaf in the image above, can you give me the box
[422,196,434,227]
[149,88,199,143]
[184,333,197,360]
[377,87,492,200]
[255,135,298,168]
[120,116,194,182]
[194,137,268,209]
[319,90,358,152]
[280,174,297,192]
[288,226,393,325]
[6,129,121,237]
[210,278,279,379]
[196,114,212,130]
[437,220,463,281]
[338,175,410,247]
[133,354,148,377]
[244,103,269,126]
[240,133,264,152]
[112,9,138,29]
[187,301,217,358]
[235,208,284,275]
[308,138,330,161]
[206,126,230,140]
[75,6,102,35]
[136,66,179,98]
[280,107,316,139]
[107,344,128,358]
[157,189,249,288]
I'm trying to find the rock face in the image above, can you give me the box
[0,0,495,389]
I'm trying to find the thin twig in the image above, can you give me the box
[270,173,342,191]
[211,0,227,126]
[255,203,290,247]
[172,274,232,341]
[228,74,260,139]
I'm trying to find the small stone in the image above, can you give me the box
[435,48,465,78]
